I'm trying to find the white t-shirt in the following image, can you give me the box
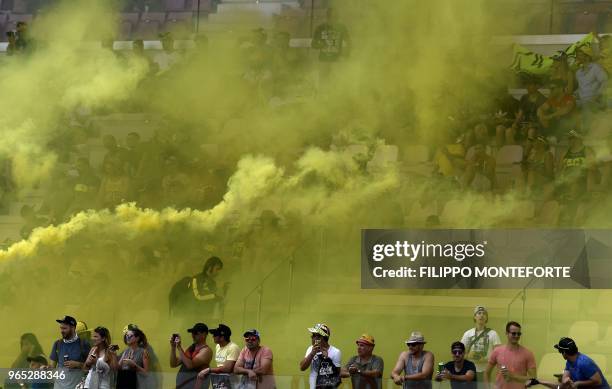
[461,327,502,372]
[304,345,341,389]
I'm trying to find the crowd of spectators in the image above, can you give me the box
[0,10,611,236]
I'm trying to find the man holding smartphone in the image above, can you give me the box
[47,316,90,389]
[299,323,342,389]
[170,323,212,389]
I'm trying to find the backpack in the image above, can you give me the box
[168,276,192,316]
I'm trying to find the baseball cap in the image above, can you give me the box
[474,306,487,315]
[210,324,231,338]
[56,316,77,327]
[187,323,209,334]
[451,341,466,351]
[554,337,578,353]
[27,355,48,365]
[356,334,375,346]
[307,323,331,338]
[243,329,260,338]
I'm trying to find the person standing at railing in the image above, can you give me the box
[340,334,384,389]
[484,321,536,389]
[197,324,241,388]
[171,323,212,389]
[234,329,275,389]
[299,323,342,389]
[461,306,501,383]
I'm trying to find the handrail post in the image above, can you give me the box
[257,285,263,328]
[288,255,295,314]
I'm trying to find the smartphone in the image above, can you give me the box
[109,345,119,352]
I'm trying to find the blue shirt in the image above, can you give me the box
[565,353,610,389]
[49,337,90,389]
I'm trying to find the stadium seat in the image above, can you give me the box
[569,321,600,346]
[402,145,433,176]
[118,13,140,39]
[590,354,608,375]
[134,12,165,39]
[11,0,26,13]
[538,353,564,381]
[366,145,398,174]
[164,0,187,11]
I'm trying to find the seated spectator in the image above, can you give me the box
[6,31,17,56]
[154,32,181,75]
[161,155,190,207]
[557,130,595,201]
[15,21,32,53]
[66,157,101,215]
[20,205,48,239]
[97,158,132,209]
[525,136,554,200]
[550,53,575,95]
[537,80,576,136]
[518,76,546,124]
[125,132,143,177]
[462,144,496,192]
[102,134,128,172]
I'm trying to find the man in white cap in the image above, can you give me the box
[391,331,434,388]
[299,323,342,389]
[461,306,501,381]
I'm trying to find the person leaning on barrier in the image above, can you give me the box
[340,334,384,389]
[528,338,609,389]
[171,323,212,389]
[197,324,240,387]
[484,321,536,389]
[234,329,275,389]
[435,341,476,389]
[391,331,434,389]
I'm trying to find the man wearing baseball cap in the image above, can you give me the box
[391,331,434,388]
[461,306,501,381]
[48,315,90,389]
[555,337,609,389]
[341,334,384,389]
[436,341,477,389]
[170,323,212,389]
[234,329,275,388]
[299,323,342,388]
[197,324,240,387]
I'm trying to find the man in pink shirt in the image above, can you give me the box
[484,321,536,389]
[234,329,275,389]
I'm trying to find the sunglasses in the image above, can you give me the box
[452,350,464,355]
[407,343,422,347]
[244,336,258,341]
[509,332,522,336]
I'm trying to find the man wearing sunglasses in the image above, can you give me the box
[234,329,275,389]
[436,341,476,389]
[390,331,434,388]
[485,321,536,389]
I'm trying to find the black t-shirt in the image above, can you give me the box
[315,355,341,388]
[444,360,477,389]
